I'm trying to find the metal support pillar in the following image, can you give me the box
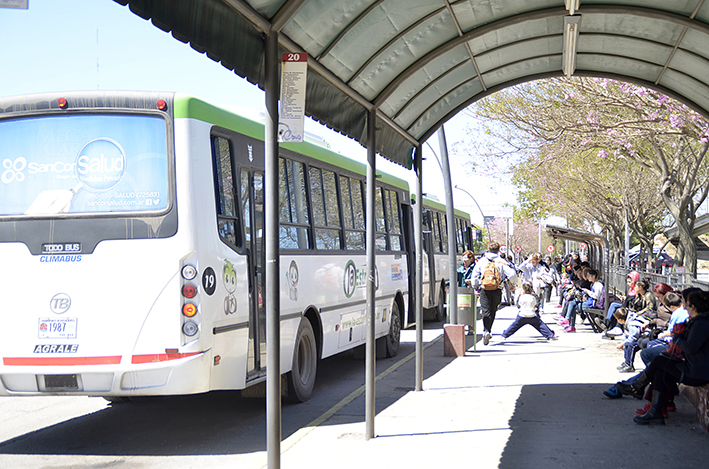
[264,31,281,469]
[414,144,424,392]
[365,108,377,439]
[437,126,457,324]
[625,209,630,267]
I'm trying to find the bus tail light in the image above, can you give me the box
[181,265,197,280]
[182,321,198,337]
[156,99,168,111]
[182,303,197,317]
[180,262,200,341]
[182,284,197,298]
[58,97,68,109]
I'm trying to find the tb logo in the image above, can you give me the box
[50,293,72,314]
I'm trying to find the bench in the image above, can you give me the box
[580,306,606,333]
[680,383,709,431]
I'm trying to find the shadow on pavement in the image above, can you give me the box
[498,383,709,469]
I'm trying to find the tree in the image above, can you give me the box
[486,216,556,260]
[467,78,709,274]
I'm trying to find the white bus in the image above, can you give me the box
[0,91,411,402]
[420,197,473,321]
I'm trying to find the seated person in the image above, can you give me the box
[617,289,709,425]
[631,278,657,322]
[600,271,639,331]
[561,268,603,333]
[614,307,648,373]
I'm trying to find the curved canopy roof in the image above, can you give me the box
[115,0,709,169]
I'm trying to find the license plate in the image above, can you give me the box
[45,374,78,390]
[38,318,78,339]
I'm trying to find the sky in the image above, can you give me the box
[0,0,518,227]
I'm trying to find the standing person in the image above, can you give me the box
[518,253,553,312]
[501,282,558,341]
[457,250,475,287]
[472,242,517,345]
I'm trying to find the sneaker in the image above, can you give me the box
[555,304,563,308]
[619,363,635,373]
[483,332,491,345]
[594,317,608,331]
[601,332,615,340]
[558,319,569,326]
[603,386,623,399]
[563,326,576,333]
[635,402,652,415]
[548,335,559,341]
[553,314,565,320]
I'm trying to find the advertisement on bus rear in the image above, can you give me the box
[0,114,169,216]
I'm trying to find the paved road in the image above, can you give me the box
[0,325,445,468]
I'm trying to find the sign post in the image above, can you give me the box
[546,244,555,254]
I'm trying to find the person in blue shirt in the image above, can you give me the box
[457,250,475,287]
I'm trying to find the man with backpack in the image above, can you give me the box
[472,242,518,345]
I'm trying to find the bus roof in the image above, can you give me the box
[410,194,470,219]
[173,93,409,193]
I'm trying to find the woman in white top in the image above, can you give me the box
[501,282,558,341]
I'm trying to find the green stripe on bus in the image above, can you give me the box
[173,94,409,192]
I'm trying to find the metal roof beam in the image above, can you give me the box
[347,6,448,86]
[655,0,706,85]
[416,67,709,145]
[318,0,386,60]
[444,0,487,91]
[270,0,307,33]
[374,6,568,108]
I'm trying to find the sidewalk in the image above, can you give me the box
[280,300,709,469]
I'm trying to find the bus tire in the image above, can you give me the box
[286,318,318,403]
[377,302,401,358]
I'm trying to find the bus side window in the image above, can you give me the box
[456,218,465,253]
[374,187,387,251]
[279,157,311,250]
[440,213,448,254]
[432,212,441,253]
[211,136,240,248]
[341,176,365,251]
[422,209,432,232]
[310,166,342,250]
[384,189,402,251]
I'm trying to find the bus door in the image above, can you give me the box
[422,210,437,308]
[240,167,267,379]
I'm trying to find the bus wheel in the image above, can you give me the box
[378,302,401,358]
[286,318,318,403]
[434,288,446,322]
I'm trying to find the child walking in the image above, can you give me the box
[501,282,558,341]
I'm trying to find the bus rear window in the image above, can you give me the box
[0,114,169,216]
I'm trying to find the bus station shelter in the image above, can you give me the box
[114,0,709,465]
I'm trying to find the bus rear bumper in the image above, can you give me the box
[0,351,212,397]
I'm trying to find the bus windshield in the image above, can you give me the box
[0,114,169,217]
